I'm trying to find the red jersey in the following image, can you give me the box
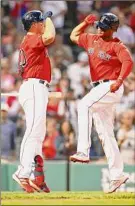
[18,34,51,82]
[78,33,133,81]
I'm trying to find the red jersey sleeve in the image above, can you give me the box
[114,42,133,79]
[78,33,95,49]
[29,35,45,50]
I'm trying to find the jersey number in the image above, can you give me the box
[19,49,27,74]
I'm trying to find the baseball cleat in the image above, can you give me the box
[105,175,129,193]
[70,152,90,163]
[30,155,50,193]
[12,174,34,193]
[29,179,50,193]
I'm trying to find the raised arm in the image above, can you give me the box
[70,21,88,44]
[70,15,97,44]
[42,17,56,46]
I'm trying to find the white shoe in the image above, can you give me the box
[12,173,34,193]
[70,152,90,163]
[105,175,129,193]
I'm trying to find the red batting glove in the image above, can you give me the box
[84,14,97,25]
[110,78,123,93]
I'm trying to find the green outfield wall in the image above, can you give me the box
[1,161,135,192]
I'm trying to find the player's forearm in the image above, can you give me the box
[118,60,133,80]
[70,21,88,43]
[114,44,133,81]
[42,18,56,45]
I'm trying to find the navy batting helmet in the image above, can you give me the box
[22,10,53,31]
[96,13,119,31]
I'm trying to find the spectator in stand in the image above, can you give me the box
[115,1,133,15]
[56,77,71,95]
[117,110,135,165]
[55,77,78,132]
[80,76,91,97]
[49,57,62,91]
[10,33,24,75]
[1,20,16,57]
[49,33,74,66]
[47,97,61,119]
[52,51,68,75]
[48,77,72,120]
[113,12,135,51]
[55,120,76,158]
[76,1,93,23]
[92,1,111,14]
[129,3,135,33]
[9,1,27,21]
[16,109,25,139]
[89,123,105,160]
[42,118,59,159]
[110,6,120,16]
[67,51,90,97]
[1,58,15,93]
[40,1,67,32]
[8,1,41,21]
[1,1,10,18]
[115,72,135,133]
[115,74,135,117]
[6,78,22,122]
[1,103,16,161]
[127,71,135,91]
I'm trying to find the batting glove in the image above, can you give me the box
[84,14,97,25]
[44,11,53,19]
[110,78,123,93]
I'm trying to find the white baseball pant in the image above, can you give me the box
[77,81,124,181]
[15,78,49,178]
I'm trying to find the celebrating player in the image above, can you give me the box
[70,13,133,193]
[12,10,56,193]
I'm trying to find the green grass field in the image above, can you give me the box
[1,192,135,205]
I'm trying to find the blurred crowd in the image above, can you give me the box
[1,1,135,165]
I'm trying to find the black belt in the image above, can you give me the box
[24,79,50,88]
[92,80,110,87]
[39,80,50,88]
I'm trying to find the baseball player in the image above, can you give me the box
[70,13,133,193]
[12,10,56,193]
